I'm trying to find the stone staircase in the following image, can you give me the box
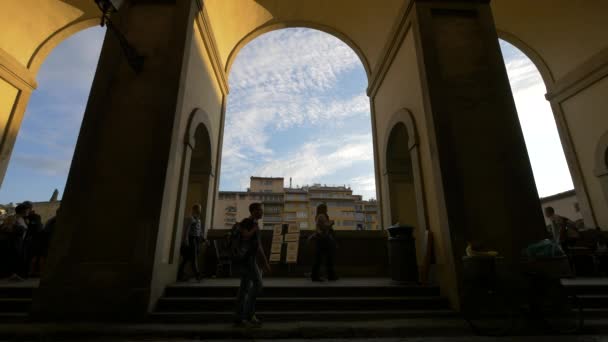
[4,277,608,325]
[150,278,455,322]
[563,278,608,319]
[0,282,34,322]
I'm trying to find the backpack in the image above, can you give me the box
[226,222,247,262]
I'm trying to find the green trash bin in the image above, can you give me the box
[387,225,418,282]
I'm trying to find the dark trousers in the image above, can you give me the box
[312,238,336,280]
[235,257,263,321]
[178,236,201,280]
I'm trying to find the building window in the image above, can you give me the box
[296,211,307,218]
[299,222,308,229]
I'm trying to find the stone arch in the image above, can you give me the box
[225,20,372,82]
[169,109,215,263]
[382,108,427,232]
[27,17,100,75]
[595,131,608,206]
[0,17,101,186]
[497,29,597,226]
[497,30,556,89]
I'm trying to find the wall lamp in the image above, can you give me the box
[95,0,145,73]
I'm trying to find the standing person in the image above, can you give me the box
[178,204,205,282]
[234,202,271,327]
[3,204,30,281]
[311,203,338,282]
[38,209,59,276]
[25,209,43,277]
[544,206,579,254]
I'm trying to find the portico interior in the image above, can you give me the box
[1,0,608,319]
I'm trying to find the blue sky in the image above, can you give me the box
[0,27,573,203]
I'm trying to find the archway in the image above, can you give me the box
[386,123,410,225]
[173,118,213,281]
[0,15,101,187]
[498,38,583,224]
[0,27,104,282]
[385,119,424,230]
[214,26,384,278]
[219,27,377,232]
[186,124,213,227]
[225,21,372,81]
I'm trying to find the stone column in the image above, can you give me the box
[33,0,194,320]
[411,1,546,273]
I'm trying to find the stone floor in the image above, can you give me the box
[2,318,608,341]
[4,277,608,288]
[172,277,421,287]
[8,335,608,342]
[2,277,608,341]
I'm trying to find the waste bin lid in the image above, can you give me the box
[386,225,414,238]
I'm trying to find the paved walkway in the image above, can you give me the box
[1,320,608,341]
[172,277,421,287]
[3,277,608,289]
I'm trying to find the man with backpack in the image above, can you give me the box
[544,206,580,254]
[233,202,271,327]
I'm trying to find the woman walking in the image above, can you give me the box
[311,203,338,281]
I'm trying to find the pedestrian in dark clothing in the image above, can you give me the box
[544,206,580,254]
[234,202,271,327]
[27,211,44,277]
[311,203,338,282]
[178,204,205,281]
[2,204,30,281]
[37,212,58,275]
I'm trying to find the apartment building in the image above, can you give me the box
[213,177,378,230]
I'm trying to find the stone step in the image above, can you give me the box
[163,284,440,298]
[149,309,457,323]
[155,296,449,312]
[582,308,608,319]
[0,319,473,339]
[0,298,31,313]
[564,284,608,295]
[0,313,29,323]
[578,294,608,308]
[0,287,35,299]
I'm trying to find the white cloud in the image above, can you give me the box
[253,133,373,183]
[221,28,375,197]
[500,40,574,197]
[349,175,378,200]
[230,29,361,93]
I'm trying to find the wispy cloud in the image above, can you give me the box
[12,154,71,176]
[230,29,361,93]
[500,40,545,93]
[253,134,373,183]
[221,28,375,198]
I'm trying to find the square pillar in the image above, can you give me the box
[412,0,546,277]
[32,0,195,320]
